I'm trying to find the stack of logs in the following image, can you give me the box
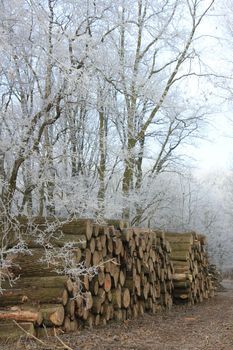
[165,231,214,304]
[208,264,223,291]
[0,218,174,338]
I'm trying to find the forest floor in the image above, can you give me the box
[2,280,233,350]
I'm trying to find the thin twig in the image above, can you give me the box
[54,328,74,350]
[13,320,71,350]
[13,320,47,346]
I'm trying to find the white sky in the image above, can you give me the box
[185,1,233,173]
[186,107,233,172]
[190,130,233,172]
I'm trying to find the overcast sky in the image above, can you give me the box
[191,116,233,172]
[186,1,233,173]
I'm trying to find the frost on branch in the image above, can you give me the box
[0,203,31,292]
[43,242,99,297]
[0,205,97,296]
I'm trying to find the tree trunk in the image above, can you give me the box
[97,107,107,219]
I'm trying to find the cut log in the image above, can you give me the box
[110,263,120,288]
[165,232,194,244]
[65,299,75,320]
[172,273,193,282]
[1,276,69,291]
[104,273,112,292]
[95,237,102,251]
[112,287,121,309]
[92,251,101,266]
[170,251,190,261]
[84,292,93,310]
[113,237,123,255]
[89,238,96,254]
[7,233,87,250]
[86,314,94,328]
[39,304,65,326]
[100,234,107,248]
[7,249,67,277]
[85,248,92,267]
[0,287,68,306]
[93,314,100,326]
[70,318,78,332]
[119,270,126,287]
[102,302,113,321]
[169,242,192,253]
[98,270,105,286]
[121,288,130,308]
[17,217,94,240]
[0,321,36,338]
[92,296,103,314]
[63,316,71,332]
[0,309,39,323]
[62,219,93,240]
[107,237,113,253]
[89,276,99,295]
[82,274,89,291]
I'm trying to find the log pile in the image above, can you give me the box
[0,218,214,338]
[208,264,223,291]
[0,218,174,338]
[165,231,214,304]
[0,218,94,338]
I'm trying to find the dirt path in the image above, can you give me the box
[5,280,233,350]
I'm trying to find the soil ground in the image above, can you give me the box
[2,280,233,350]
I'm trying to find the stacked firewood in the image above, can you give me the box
[0,218,174,338]
[0,219,95,338]
[208,264,223,291]
[165,231,214,304]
